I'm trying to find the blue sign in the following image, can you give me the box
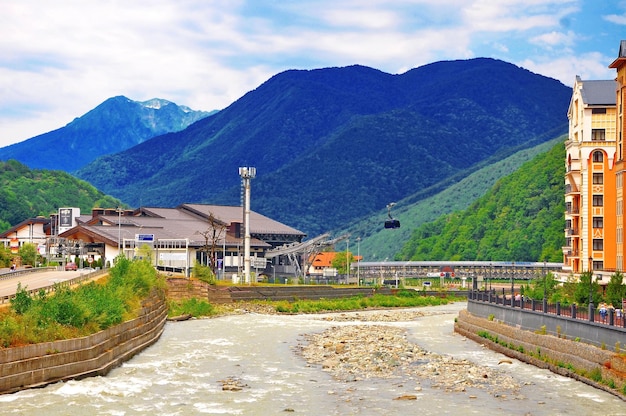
[136,234,155,242]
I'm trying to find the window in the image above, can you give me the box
[593,195,603,206]
[592,129,606,141]
[593,173,603,184]
[592,108,607,114]
[593,217,603,228]
[593,239,604,250]
[592,261,604,271]
[593,151,604,162]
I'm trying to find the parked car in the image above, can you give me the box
[65,262,78,271]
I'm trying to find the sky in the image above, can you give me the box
[0,0,625,147]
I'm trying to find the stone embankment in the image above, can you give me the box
[0,291,167,395]
[455,309,626,400]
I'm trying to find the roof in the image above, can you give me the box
[0,217,49,238]
[179,204,305,236]
[609,40,626,68]
[579,79,617,106]
[58,203,304,249]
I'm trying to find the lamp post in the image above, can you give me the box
[543,260,547,312]
[346,238,350,284]
[356,237,361,287]
[489,262,492,292]
[116,206,123,255]
[511,261,515,307]
[588,257,594,321]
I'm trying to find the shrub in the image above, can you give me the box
[10,283,33,315]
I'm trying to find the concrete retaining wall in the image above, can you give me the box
[0,291,167,395]
[455,309,626,399]
[165,278,397,303]
[467,299,626,349]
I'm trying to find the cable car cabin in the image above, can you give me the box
[384,219,400,229]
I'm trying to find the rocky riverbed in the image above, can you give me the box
[296,309,523,399]
[213,304,524,398]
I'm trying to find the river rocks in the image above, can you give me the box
[219,376,248,391]
[297,310,521,397]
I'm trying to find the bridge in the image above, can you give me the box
[352,260,563,283]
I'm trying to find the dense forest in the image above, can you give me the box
[397,141,565,262]
[0,160,122,232]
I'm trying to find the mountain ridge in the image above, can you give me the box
[75,58,571,237]
[0,96,213,171]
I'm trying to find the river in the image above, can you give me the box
[0,302,623,415]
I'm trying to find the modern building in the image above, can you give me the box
[609,40,626,272]
[564,76,617,275]
[3,204,306,279]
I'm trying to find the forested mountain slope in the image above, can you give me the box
[396,140,565,262]
[0,160,122,232]
[344,136,564,261]
[76,58,571,237]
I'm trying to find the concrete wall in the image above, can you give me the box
[466,299,626,349]
[165,278,398,304]
[455,309,626,398]
[0,291,167,395]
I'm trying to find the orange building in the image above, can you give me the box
[609,40,626,272]
[564,76,617,274]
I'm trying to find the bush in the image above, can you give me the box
[10,283,33,315]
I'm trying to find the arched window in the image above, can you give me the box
[593,151,604,162]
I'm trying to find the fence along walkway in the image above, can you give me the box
[469,289,626,328]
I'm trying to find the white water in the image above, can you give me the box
[0,303,623,415]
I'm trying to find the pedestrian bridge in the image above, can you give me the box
[352,260,563,281]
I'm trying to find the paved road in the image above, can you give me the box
[0,269,94,298]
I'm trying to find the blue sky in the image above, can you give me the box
[0,0,625,147]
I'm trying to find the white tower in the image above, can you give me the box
[239,167,256,284]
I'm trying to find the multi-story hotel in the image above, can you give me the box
[609,40,626,273]
[564,41,626,278]
[564,76,617,275]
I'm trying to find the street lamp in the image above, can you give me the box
[543,260,547,312]
[489,262,492,292]
[511,261,515,306]
[346,238,350,284]
[356,237,361,287]
[589,257,593,304]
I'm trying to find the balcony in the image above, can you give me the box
[567,228,579,236]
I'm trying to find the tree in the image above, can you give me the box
[523,271,558,301]
[331,251,355,275]
[574,271,602,306]
[605,271,626,309]
[197,214,227,276]
[18,243,38,266]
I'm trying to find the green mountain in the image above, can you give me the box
[395,139,565,262]
[75,58,571,238]
[0,97,213,172]
[0,160,122,232]
[342,136,564,261]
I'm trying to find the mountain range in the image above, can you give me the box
[72,58,571,238]
[0,58,573,261]
[0,97,213,171]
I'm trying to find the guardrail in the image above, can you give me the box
[0,268,108,305]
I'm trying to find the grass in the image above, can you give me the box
[0,256,164,348]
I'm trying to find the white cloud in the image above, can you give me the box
[604,14,626,25]
[0,0,621,146]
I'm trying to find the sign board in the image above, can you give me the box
[136,234,155,242]
[252,257,267,268]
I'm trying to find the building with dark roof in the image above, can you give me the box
[3,204,306,278]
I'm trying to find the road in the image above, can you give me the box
[0,269,95,299]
